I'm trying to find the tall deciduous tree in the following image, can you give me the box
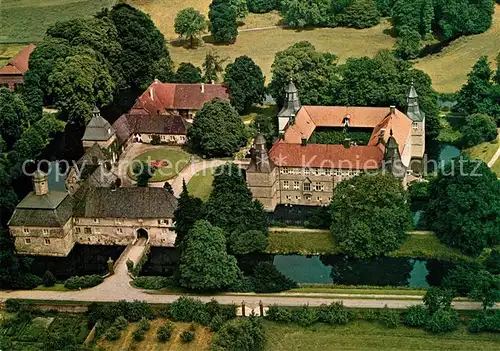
[460,114,498,148]
[425,157,500,256]
[204,163,268,254]
[203,51,226,83]
[110,3,171,88]
[209,0,239,43]
[248,0,277,13]
[341,0,381,29]
[269,41,339,107]
[395,26,422,60]
[187,98,247,157]
[224,56,265,113]
[47,53,115,124]
[179,220,240,291]
[330,173,413,258]
[173,180,204,247]
[174,8,207,48]
[174,62,203,83]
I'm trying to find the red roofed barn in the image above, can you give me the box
[0,44,36,90]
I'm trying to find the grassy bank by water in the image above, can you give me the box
[267,230,471,261]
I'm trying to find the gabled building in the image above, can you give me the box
[247,80,425,211]
[0,44,36,90]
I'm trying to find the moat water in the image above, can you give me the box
[141,248,456,288]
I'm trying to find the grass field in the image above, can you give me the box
[267,230,470,261]
[187,167,216,201]
[464,134,500,164]
[414,4,500,92]
[97,319,212,351]
[492,158,500,177]
[0,0,116,43]
[129,148,190,182]
[266,230,340,255]
[264,320,500,351]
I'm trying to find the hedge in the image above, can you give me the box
[133,276,175,290]
[64,275,103,290]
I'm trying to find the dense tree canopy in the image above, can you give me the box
[330,173,413,258]
[395,26,422,60]
[460,114,498,148]
[456,56,500,122]
[209,0,239,43]
[109,3,171,89]
[204,163,268,254]
[173,180,205,247]
[224,56,265,113]
[248,0,278,13]
[174,8,207,48]
[269,41,339,107]
[179,220,240,291]
[187,98,247,157]
[425,157,500,256]
[174,62,203,83]
[133,161,155,187]
[47,53,115,125]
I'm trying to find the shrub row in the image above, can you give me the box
[88,300,153,326]
[64,275,103,290]
[266,302,349,327]
[167,297,236,330]
[212,316,266,351]
[133,276,175,290]
[132,317,151,341]
[468,311,500,333]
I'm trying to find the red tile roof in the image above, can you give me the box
[269,141,383,170]
[133,81,230,113]
[272,105,413,170]
[0,44,36,76]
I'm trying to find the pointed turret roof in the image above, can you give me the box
[384,130,406,177]
[286,79,298,94]
[82,106,116,141]
[278,79,301,118]
[406,81,425,122]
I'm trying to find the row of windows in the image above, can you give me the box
[23,228,50,235]
[156,135,186,142]
[282,181,324,192]
[280,168,361,177]
[74,218,171,226]
[24,238,50,245]
[285,195,332,202]
[74,227,171,235]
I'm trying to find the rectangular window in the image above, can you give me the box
[93,218,99,224]
[305,194,312,201]
[314,168,320,176]
[304,168,310,176]
[44,239,50,245]
[296,196,301,201]
[315,183,324,191]
[303,183,311,192]
[283,181,289,190]
[114,218,122,225]
[286,195,292,201]
[170,135,176,141]
[317,196,323,202]
[75,227,81,234]
[412,122,418,130]
[25,238,31,244]
[116,228,123,234]
[23,228,30,234]
[180,136,186,141]
[84,227,92,234]
[42,229,49,235]
[325,169,332,176]
[74,218,80,223]
[293,181,300,190]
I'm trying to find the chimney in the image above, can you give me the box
[201,83,205,93]
[149,86,154,101]
[301,136,307,146]
[390,105,396,114]
[378,128,386,144]
[33,171,49,196]
[343,138,351,149]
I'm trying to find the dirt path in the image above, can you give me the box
[487,129,500,167]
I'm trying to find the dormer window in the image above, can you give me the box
[342,114,351,127]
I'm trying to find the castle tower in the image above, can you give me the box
[407,82,425,158]
[278,79,301,133]
[81,106,118,160]
[246,134,278,211]
[33,171,49,196]
[383,129,406,179]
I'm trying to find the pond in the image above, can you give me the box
[142,248,456,288]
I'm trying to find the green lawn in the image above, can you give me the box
[240,104,277,125]
[492,158,500,177]
[389,233,472,261]
[464,134,500,164]
[267,230,471,261]
[0,0,116,43]
[264,320,500,351]
[129,148,190,182]
[266,231,340,255]
[34,283,69,292]
[290,285,426,296]
[187,167,216,201]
